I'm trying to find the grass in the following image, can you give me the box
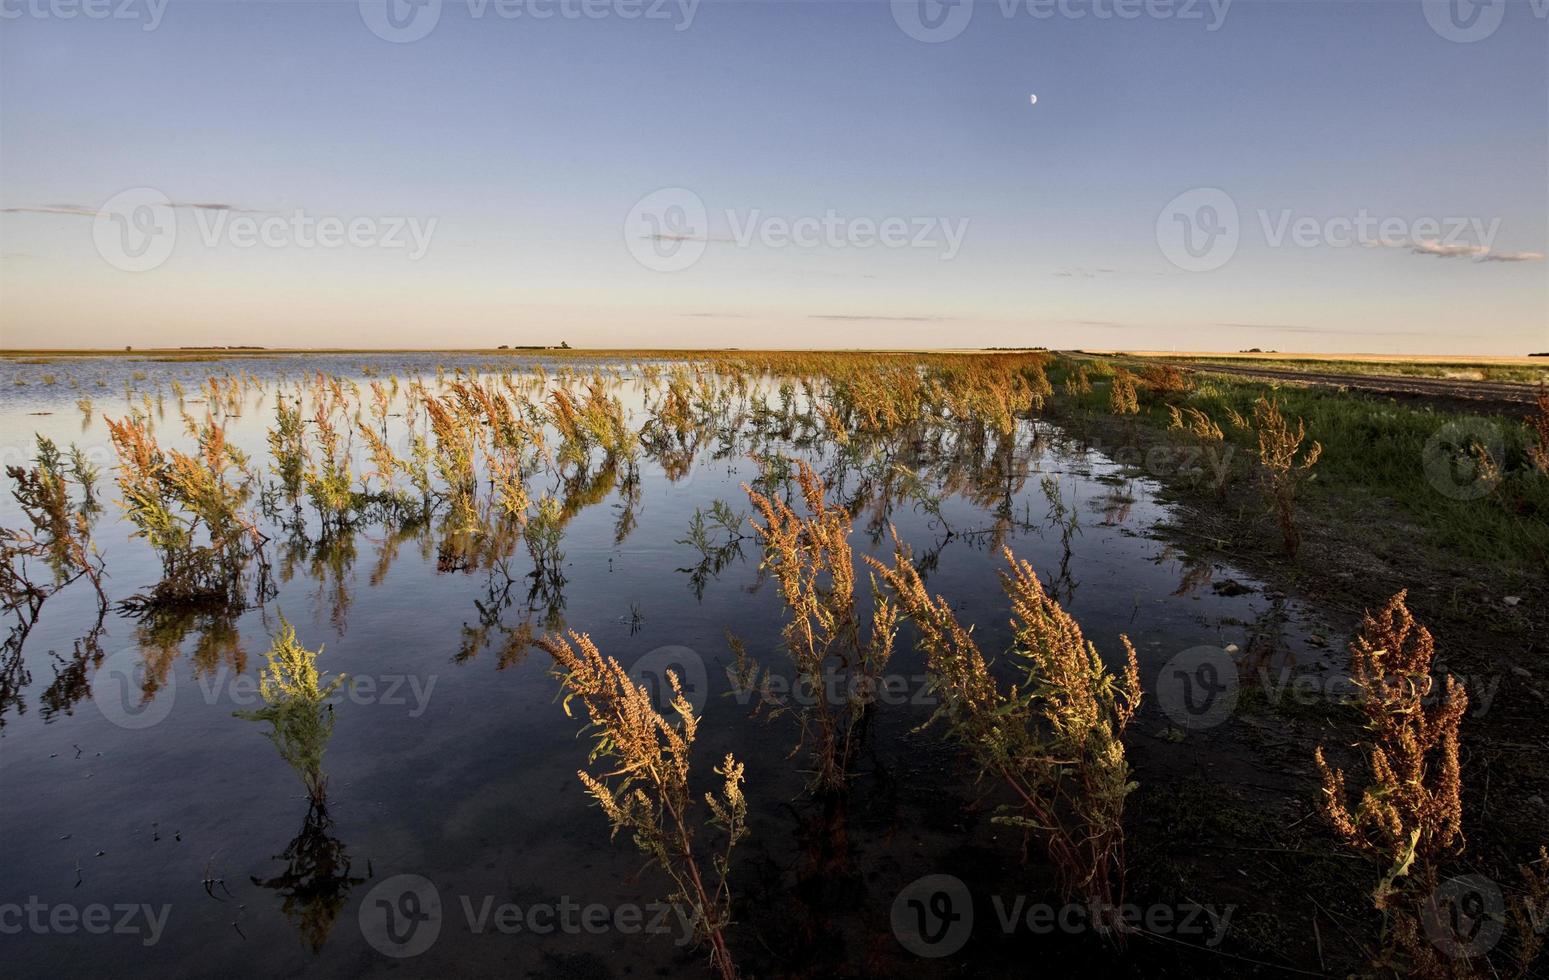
[1052,355,1549,584]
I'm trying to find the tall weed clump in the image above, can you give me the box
[539,631,747,980]
[2,436,108,660]
[107,413,270,609]
[237,616,345,807]
[743,459,897,793]
[422,387,482,530]
[550,376,637,473]
[267,397,307,507]
[1108,369,1139,415]
[1529,383,1549,474]
[1167,404,1224,443]
[1314,591,1471,976]
[301,386,359,537]
[1138,363,1191,401]
[1064,363,1093,397]
[869,538,1141,925]
[4,436,104,594]
[1252,395,1321,557]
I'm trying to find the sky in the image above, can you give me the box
[0,0,1545,354]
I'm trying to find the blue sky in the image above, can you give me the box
[1,0,1545,353]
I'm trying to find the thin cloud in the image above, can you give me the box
[641,233,737,244]
[1409,239,1489,259]
[0,205,99,217]
[808,314,945,323]
[1053,266,1119,279]
[1215,322,1426,337]
[1,201,255,217]
[784,270,879,281]
[1364,238,1542,263]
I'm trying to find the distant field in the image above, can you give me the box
[3,346,952,362]
[1093,349,1549,383]
[6,344,1547,384]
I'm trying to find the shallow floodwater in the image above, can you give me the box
[0,354,1312,977]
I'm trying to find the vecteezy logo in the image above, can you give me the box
[1421,0,1505,42]
[1156,646,1239,730]
[1422,418,1504,501]
[360,874,442,958]
[359,0,443,42]
[1423,875,1506,959]
[891,874,973,957]
[891,0,974,42]
[92,188,176,273]
[628,645,710,716]
[624,187,708,272]
[93,647,176,730]
[1156,187,1239,272]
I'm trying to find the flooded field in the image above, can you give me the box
[0,352,1522,977]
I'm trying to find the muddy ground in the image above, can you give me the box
[1045,394,1549,977]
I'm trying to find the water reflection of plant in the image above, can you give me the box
[1039,474,1081,604]
[134,605,247,684]
[455,557,537,669]
[250,800,370,954]
[508,494,564,626]
[677,501,748,601]
[278,533,357,634]
[611,457,642,545]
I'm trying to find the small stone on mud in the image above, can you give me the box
[1224,643,1240,653]
[1503,596,1520,607]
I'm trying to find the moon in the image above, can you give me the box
[1029,94,1038,105]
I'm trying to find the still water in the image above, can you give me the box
[1,354,1303,977]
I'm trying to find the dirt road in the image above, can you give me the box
[1164,361,1543,415]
